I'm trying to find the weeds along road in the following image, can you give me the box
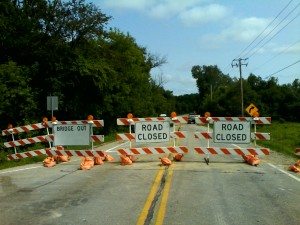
[0,123,299,225]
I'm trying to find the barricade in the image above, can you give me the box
[194,116,271,164]
[3,118,105,161]
[116,114,188,161]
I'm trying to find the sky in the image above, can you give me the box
[91,0,300,95]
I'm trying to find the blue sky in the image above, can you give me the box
[91,0,300,95]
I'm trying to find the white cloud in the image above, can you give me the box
[179,4,229,26]
[200,16,271,46]
[219,17,271,42]
[100,0,155,10]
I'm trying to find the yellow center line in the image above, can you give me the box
[136,166,165,225]
[155,164,174,225]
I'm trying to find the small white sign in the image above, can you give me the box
[53,124,91,146]
[135,121,170,143]
[213,121,251,144]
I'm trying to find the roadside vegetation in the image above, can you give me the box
[256,122,300,157]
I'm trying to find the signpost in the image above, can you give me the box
[47,96,58,118]
[213,121,251,144]
[53,124,91,146]
[135,121,170,143]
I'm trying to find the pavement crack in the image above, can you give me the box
[144,166,169,225]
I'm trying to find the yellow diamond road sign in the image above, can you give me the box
[245,103,258,116]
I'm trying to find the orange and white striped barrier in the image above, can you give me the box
[7,146,64,160]
[4,134,104,148]
[117,116,188,125]
[194,132,270,140]
[2,122,48,135]
[45,149,105,158]
[117,133,135,141]
[251,133,270,140]
[296,148,300,156]
[194,147,269,155]
[1,120,104,136]
[47,120,104,127]
[195,117,271,124]
[118,146,188,155]
[4,134,54,148]
[116,131,188,141]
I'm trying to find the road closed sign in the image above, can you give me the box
[213,121,251,144]
[53,124,91,146]
[135,121,170,143]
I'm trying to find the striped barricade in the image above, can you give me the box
[4,134,54,148]
[2,122,48,135]
[45,120,104,127]
[7,146,64,160]
[296,148,300,156]
[2,119,105,159]
[117,116,188,125]
[116,131,188,141]
[45,149,105,158]
[194,132,270,140]
[4,134,104,148]
[195,117,271,125]
[118,146,188,155]
[194,147,270,156]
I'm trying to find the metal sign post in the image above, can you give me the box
[47,96,58,118]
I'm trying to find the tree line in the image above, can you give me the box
[0,0,299,140]
[177,65,300,122]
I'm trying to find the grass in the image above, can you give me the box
[255,121,300,158]
[1,122,299,170]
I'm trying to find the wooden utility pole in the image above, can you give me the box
[231,58,248,116]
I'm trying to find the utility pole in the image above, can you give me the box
[231,58,248,116]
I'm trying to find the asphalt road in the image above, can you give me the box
[1,123,299,225]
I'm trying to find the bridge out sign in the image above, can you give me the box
[213,121,251,144]
[135,121,170,143]
[53,124,91,146]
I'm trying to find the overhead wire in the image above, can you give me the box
[236,0,294,59]
[251,39,300,71]
[268,59,300,76]
[246,9,300,59]
[227,0,300,80]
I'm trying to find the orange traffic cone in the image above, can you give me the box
[120,155,133,165]
[104,153,114,161]
[43,156,56,167]
[80,157,94,170]
[295,160,300,167]
[94,156,104,165]
[159,157,172,166]
[174,153,184,161]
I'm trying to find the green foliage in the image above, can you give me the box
[0,0,170,133]
[256,122,300,158]
[189,64,300,121]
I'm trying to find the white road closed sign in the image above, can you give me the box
[135,121,170,143]
[213,121,251,144]
[53,124,91,146]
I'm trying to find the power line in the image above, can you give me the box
[251,39,300,72]
[236,0,294,59]
[268,59,300,77]
[246,10,300,59]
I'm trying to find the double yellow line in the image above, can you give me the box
[136,163,174,225]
